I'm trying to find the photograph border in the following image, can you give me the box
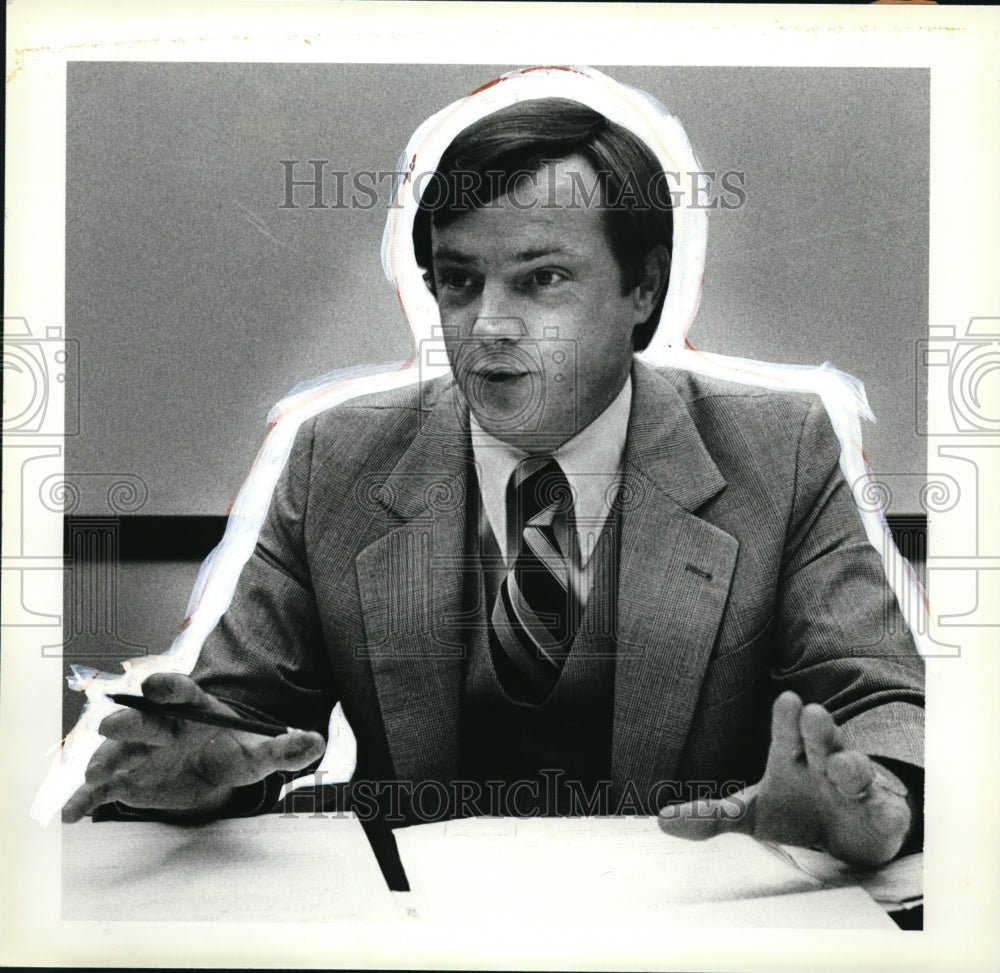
[4,3,999,970]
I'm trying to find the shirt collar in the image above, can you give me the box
[470,374,632,564]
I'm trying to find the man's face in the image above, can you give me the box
[430,156,655,451]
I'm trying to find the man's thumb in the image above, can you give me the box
[141,671,200,705]
[657,792,751,841]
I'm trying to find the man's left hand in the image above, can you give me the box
[657,691,914,866]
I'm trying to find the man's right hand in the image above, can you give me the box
[61,672,326,823]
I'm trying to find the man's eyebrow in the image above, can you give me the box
[512,245,578,263]
[431,244,583,265]
[431,246,476,265]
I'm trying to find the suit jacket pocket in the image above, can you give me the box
[701,613,775,706]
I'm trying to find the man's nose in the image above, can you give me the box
[470,315,528,339]
[469,281,527,339]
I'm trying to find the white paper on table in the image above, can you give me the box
[61,814,399,923]
[775,843,923,911]
[392,816,896,928]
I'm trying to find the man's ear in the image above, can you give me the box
[631,244,670,319]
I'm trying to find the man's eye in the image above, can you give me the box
[439,271,476,290]
[530,269,566,288]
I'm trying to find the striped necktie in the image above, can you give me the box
[489,457,582,703]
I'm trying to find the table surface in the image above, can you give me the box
[62,813,398,923]
[62,814,917,930]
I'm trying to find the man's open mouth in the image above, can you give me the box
[478,370,527,383]
[470,365,530,383]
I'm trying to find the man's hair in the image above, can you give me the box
[412,98,673,352]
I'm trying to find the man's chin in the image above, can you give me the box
[459,376,578,449]
[470,412,574,453]
[465,381,529,424]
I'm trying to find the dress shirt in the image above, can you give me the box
[470,375,632,578]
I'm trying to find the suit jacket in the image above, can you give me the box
[192,360,924,814]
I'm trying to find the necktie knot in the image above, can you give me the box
[507,457,574,558]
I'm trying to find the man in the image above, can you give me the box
[63,84,923,867]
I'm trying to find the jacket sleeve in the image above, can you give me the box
[191,415,338,738]
[99,419,339,822]
[773,396,925,770]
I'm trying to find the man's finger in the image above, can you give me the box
[99,707,182,745]
[862,788,912,840]
[62,780,114,823]
[825,749,875,800]
[253,730,327,775]
[141,671,213,708]
[102,673,245,745]
[657,793,750,841]
[800,702,843,771]
[61,739,133,821]
[768,691,805,765]
[62,789,89,823]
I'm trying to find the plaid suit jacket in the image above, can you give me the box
[193,360,924,810]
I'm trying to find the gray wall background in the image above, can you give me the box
[61,62,930,722]
[66,63,929,516]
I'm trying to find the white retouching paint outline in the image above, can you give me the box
[32,64,929,825]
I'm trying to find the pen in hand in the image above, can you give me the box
[108,693,293,738]
[106,688,409,891]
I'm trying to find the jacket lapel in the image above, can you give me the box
[354,379,470,784]
[354,364,741,792]
[612,363,739,795]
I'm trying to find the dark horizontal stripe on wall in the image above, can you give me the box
[64,515,228,561]
[886,514,928,566]
[63,513,929,564]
